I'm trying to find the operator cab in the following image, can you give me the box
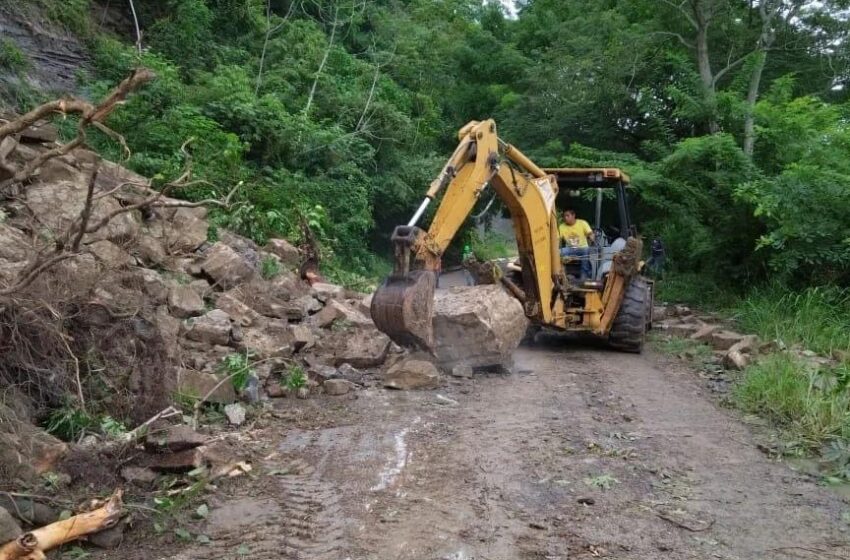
[545,167,635,288]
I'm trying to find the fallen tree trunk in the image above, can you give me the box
[0,490,122,560]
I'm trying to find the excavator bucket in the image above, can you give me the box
[370,270,436,351]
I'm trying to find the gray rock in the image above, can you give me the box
[323,379,356,396]
[312,282,346,303]
[333,327,391,368]
[87,239,135,269]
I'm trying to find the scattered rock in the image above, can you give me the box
[185,309,232,345]
[723,335,760,370]
[18,120,58,143]
[336,363,364,383]
[88,521,126,549]
[0,495,58,526]
[224,403,246,426]
[188,279,213,300]
[708,330,745,351]
[657,319,703,338]
[290,324,317,352]
[451,364,474,378]
[432,285,527,369]
[237,320,293,360]
[280,295,321,321]
[134,233,167,266]
[689,324,719,342]
[312,282,345,302]
[333,327,391,368]
[120,466,158,486]
[133,268,169,303]
[177,369,236,404]
[201,242,255,289]
[87,240,134,269]
[168,284,205,318]
[144,424,206,453]
[215,292,263,327]
[384,359,441,390]
[310,299,371,328]
[163,207,208,253]
[266,238,301,265]
[323,379,356,396]
[0,508,22,545]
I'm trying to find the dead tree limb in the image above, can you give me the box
[0,490,123,560]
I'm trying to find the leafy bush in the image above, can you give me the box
[260,255,281,280]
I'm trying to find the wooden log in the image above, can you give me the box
[0,490,122,560]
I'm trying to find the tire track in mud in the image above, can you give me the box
[165,457,346,560]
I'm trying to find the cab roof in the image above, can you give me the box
[543,167,631,188]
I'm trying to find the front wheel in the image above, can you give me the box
[608,276,650,353]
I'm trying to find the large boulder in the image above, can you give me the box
[201,243,254,290]
[431,285,527,369]
[0,223,32,262]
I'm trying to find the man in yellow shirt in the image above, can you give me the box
[559,209,595,280]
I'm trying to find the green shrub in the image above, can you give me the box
[260,255,281,280]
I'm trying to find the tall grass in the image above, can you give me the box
[734,354,850,448]
[654,271,739,309]
[734,285,850,356]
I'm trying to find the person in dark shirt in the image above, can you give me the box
[647,238,665,278]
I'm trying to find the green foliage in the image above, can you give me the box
[470,229,515,261]
[44,402,96,441]
[734,354,850,450]
[220,352,254,392]
[0,39,29,73]
[260,255,281,280]
[25,0,91,35]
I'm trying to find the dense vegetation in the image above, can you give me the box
[4,1,850,464]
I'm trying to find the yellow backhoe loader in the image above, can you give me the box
[370,119,653,353]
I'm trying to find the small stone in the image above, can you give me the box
[290,324,317,352]
[336,363,364,383]
[87,240,134,269]
[224,403,246,426]
[577,497,595,505]
[384,359,441,390]
[709,330,745,351]
[144,424,206,453]
[450,364,474,378]
[323,379,356,396]
[120,466,158,485]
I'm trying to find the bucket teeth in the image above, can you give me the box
[369,270,436,351]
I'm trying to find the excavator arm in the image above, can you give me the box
[371,120,567,350]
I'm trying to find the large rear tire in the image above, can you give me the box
[608,276,650,353]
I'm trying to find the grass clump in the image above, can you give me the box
[734,285,850,357]
[734,353,850,450]
[654,271,738,309]
[0,39,29,73]
[470,229,516,261]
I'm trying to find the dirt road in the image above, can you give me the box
[140,337,848,560]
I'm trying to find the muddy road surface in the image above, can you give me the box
[140,338,848,560]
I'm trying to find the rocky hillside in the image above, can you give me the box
[0,116,405,483]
